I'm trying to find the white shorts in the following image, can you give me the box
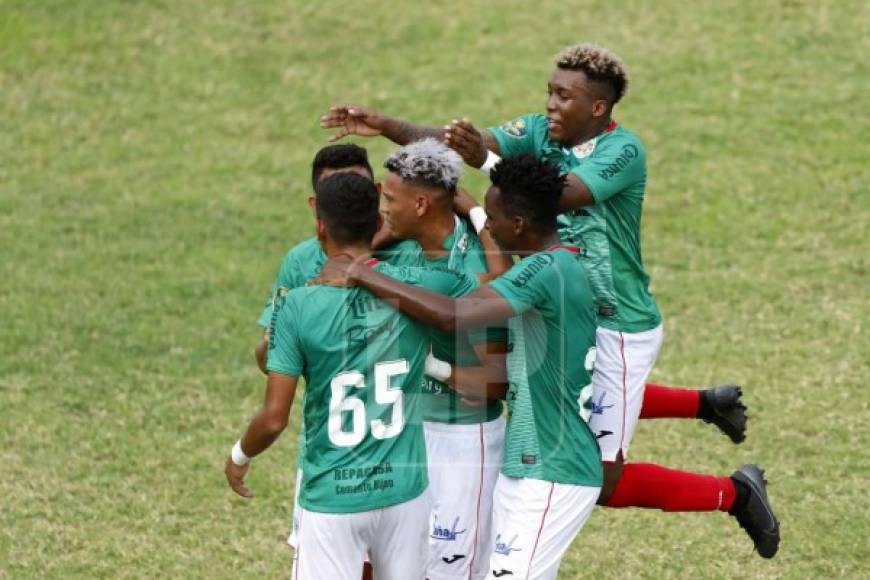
[287,467,302,549]
[425,417,505,580]
[588,323,664,461]
[486,475,600,580]
[291,491,430,580]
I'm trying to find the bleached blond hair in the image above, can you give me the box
[384,138,463,192]
[555,43,629,104]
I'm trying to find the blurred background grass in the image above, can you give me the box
[1,0,867,577]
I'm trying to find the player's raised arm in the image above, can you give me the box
[320,104,446,145]
[445,118,500,168]
[453,187,512,281]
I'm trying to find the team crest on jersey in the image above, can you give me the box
[500,118,528,138]
[572,137,597,159]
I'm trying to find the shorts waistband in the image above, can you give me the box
[423,415,505,436]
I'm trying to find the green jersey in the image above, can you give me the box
[489,245,602,486]
[267,261,477,513]
[257,237,326,327]
[416,217,505,425]
[489,114,661,333]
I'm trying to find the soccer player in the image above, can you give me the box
[376,138,511,580]
[319,44,779,558]
[226,172,478,579]
[316,156,603,580]
[254,143,376,374]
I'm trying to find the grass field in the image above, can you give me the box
[1,0,867,577]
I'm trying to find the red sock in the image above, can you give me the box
[640,383,700,419]
[605,463,735,512]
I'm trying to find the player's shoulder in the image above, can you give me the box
[598,124,646,156]
[491,113,547,138]
[376,262,475,295]
[284,236,324,261]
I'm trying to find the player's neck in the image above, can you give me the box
[324,241,371,262]
[570,116,612,146]
[415,211,455,257]
[524,230,562,254]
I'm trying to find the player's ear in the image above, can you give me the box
[512,215,525,236]
[415,195,428,217]
[375,181,383,195]
[315,218,327,241]
[591,99,609,119]
[307,196,316,210]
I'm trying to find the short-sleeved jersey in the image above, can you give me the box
[257,238,327,327]
[489,245,602,486]
[488,114,661,333]
[415,216,506,425]
[267,262,477,513]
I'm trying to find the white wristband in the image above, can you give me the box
[479,150,502,176]
[231,440,251,466]
[425,351,453,382]
[468,206,488,235]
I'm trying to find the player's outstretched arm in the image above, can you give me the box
[445,118,500,168]
[320,104,445,146]
[225,372,299,498]
[454,188,512,281]
[445,341,508,401]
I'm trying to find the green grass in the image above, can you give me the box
[1,0,867,577]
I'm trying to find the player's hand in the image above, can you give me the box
[311,255,360,287]
[453,187,479,217]
[225,457,254,499]
[320,104,385,142]
[445,118,487,168]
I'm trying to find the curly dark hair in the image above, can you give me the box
[555,43,629,104]
[314,172,380,245]
[490,154,565,233]
[311,143,373,188]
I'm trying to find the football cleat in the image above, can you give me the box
[731,464,780,558]
[702,384,747,443]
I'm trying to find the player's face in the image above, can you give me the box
[380,172,419,239]
[546,68,606,145]
[483,186,517,252]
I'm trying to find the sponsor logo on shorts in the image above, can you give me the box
[494,534,522,556]
[442,554,466,564]
[431,516,467,541]
[493,570,514,577]
[596,430,613,439]
[591,393,614,415]
[597,144,639,181]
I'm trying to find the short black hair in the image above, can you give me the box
[311,144,373,188]
[315,172,380,245]
[490,154,565,233]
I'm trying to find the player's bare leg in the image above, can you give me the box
[640,382,748,443]
[597,453,780,559]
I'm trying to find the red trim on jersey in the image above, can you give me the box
[619,332,628,455]
[467,424,486,579]
[605,119,618,133]
[364,257,380,268]
[527,483,555,579]
[547,243,580,254]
